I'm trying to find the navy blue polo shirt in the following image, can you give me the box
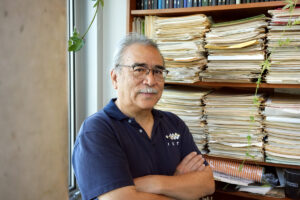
[72,98,205,200]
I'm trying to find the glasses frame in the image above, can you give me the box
[116,63,169,81]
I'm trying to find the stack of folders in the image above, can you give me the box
[266,8,300,84]
[202,15,269,83]
[206,157,264,186]
[264,93,300,165]
[204,90,265,161]
[132,17,145,35]
[155,87,212,153]
[145,14,210,83]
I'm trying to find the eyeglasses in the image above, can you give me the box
[116,63,169,81]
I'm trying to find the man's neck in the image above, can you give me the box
[115,99,154,138]
[115,99,153,122]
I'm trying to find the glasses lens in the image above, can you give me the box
[132,65,167,81]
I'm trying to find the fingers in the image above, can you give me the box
[185,154,204,172]
[180,151,197,167]
[196,164,206,172]
[175,152,206,175]
[190,156,205,171]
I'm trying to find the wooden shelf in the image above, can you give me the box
[165,81,300,89]
[205,155,300,169]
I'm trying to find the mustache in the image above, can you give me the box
[138,87,158,94]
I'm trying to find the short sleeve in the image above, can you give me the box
[72,120,134,200]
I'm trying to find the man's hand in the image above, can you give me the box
[174,152,206,175]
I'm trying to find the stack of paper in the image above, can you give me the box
[155,87,211,152]
[204,90,265,161]
[132,17,145,35]
[266,8,300,84]
[202,15,269,83]
[264,93,300,165]
[145,14,210,83]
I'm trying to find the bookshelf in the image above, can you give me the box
[126,0,300,199]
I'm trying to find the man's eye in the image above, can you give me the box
[134,67,147,72]
[153,69,163,75]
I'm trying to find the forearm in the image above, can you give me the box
[98,186,175,200]
[135,167,215,200]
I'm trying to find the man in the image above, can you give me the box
[72,34,215,200]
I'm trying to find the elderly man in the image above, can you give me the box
[72,34,215,200]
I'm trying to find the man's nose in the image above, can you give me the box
[143,70,156,86]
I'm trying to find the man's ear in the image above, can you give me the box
[111,69,118,90]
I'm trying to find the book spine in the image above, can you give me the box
[184,0,188,7]
[162,0,165,8]
[193,0,198,6]
[169,0,174,8]
[149,0,152,9]
[179,0,184,7]
[153,0,158,8]
[166,0,169,8]
[187,0,192,7]
[198,0,202,6]
[202,0,208,6]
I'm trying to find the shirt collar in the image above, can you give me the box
[104,98,163,121]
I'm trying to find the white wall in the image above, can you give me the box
[102,0,127,105]
[75,0,127,131]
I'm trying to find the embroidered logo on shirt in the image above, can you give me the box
[165,133,180,146]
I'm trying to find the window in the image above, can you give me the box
[67,0,126,198]
[67,0,104,194]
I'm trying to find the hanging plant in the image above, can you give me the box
[68,0,104,52]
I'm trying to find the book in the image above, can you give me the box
[202,0,208,6]
[153,0,158,9]
[169,0,174,8]
[162,0,166,8]
[193,0,198,6]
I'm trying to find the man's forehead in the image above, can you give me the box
[122,43,163,64]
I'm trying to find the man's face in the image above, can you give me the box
[111,43,165,112]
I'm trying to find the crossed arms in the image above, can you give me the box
[98,152,215,200]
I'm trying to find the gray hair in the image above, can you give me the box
[113,33,164,71]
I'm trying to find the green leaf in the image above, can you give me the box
[93,0,104,7]
[250,116,255,122]
[287,19,293,27]
[238,164,243,171]
[285,38,290,45]
[282,3,291,10]
[292,19,300,25]
[247,135,252,145]
[93,0,100,8]
[68,28,85,52]
[253,96,260,106]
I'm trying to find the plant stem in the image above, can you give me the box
[82,3,100,39]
